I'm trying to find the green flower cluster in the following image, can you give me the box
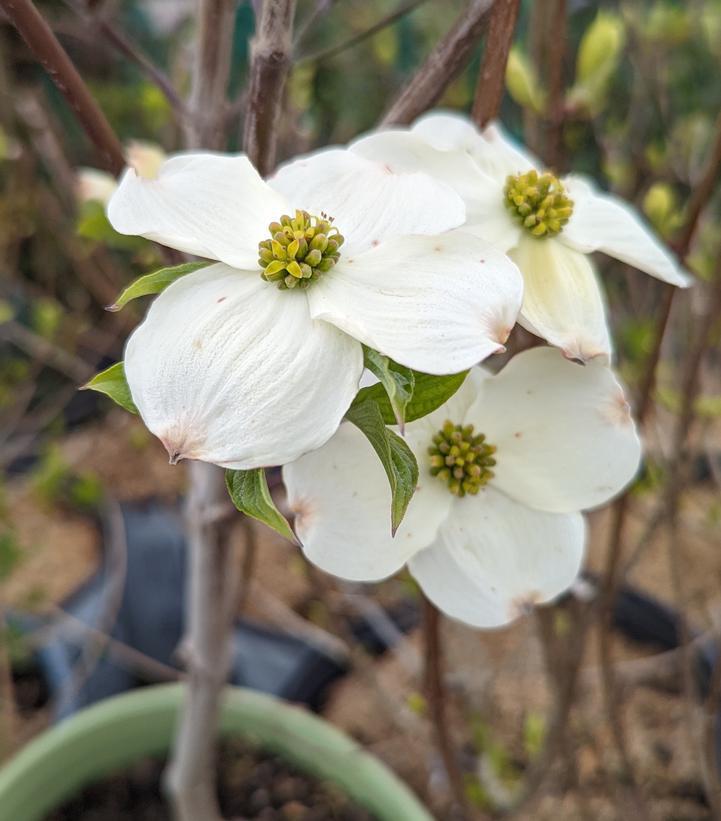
[504,170,574,238]
[258,210,344,289]
[428,420,497,497]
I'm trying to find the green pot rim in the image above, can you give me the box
[0,683,434,821]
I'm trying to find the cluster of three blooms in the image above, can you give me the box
[106,112,690,629]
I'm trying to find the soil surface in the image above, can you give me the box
[46,739,376,820]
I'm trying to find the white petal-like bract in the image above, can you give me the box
[108,153,288,269]
[412,113,540,181]
[269,148,466,256]
[351,128,521,253]
[409,488,585,628]
[282,422,453,581]
[308,231,523,374]
[466,347,642,514]
[562,176,692,287]
[125,264,363,469]
[510,235,612,362]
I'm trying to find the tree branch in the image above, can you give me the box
[421,596,472,819]
[471,0,520,128]
[296,0,428,67]
[382,0,495,126]
[184,0,237,149]
[62,0,187,120]
[164,463,237,821]
[0,0,124,174]
[243,0,297,175]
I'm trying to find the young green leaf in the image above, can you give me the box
[107,261,209,311]
[352,369,468,427]
[82,362,137,414]
[362,347,415,431]
[225,468,297,543]
[345,400,419,534]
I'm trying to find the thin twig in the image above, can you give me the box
[471,0,520,128]
[594,102,721,816]
[243,0,297,175]
[61,0,187,119]
[54,499,128,717]
[421,596,472,819]
[382,0,495,126]
[0,0,124,173]
[0,321,94,385]
[675,108,721,255]
[662,258,721,815]
[296,0,429,67]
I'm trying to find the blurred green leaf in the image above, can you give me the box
[568,12,625,116]
[0,530,22,581]
[505,48,545,113]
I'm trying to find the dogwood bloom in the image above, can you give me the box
[106,149,523,469]
[351,113,691,363]
[283,347,642,628]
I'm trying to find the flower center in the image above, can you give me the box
[428,420,496,497]
[504,170,573,238]
[258,210,344,290]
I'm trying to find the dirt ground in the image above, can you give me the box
[2,409,719,820]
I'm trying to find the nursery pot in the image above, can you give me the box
[0,683,433,821]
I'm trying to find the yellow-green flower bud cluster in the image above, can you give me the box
[504,170,574,238]
[428,420,496,497]
[258,210,344,290]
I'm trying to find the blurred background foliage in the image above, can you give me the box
[0,0,719,616]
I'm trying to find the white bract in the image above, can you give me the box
[283,347,642,628]
[351,113,691,363]
[107,149,523,469]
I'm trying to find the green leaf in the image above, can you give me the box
[225,468,297,542]
[352,370,468,427]
[107,261,209,311]
[82,362,137,414]
[345,400,418,534]
[362,348,415,430]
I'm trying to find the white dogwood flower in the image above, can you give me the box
[283,347,642,628]
[107,149,523,469]
[351,113,691,363]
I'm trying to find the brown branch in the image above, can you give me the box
[164,464,238,821]
[296,0,429,66]
[421,596,472,819]
[382,0,495,126]
[471,0,520,128]
[243,0,297,175]
[0,0,124,174]
[675,108,721,255]
[594,103,721,819]
[184,0,237,149]
[542,0,566,171]
[61,0,186,119]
